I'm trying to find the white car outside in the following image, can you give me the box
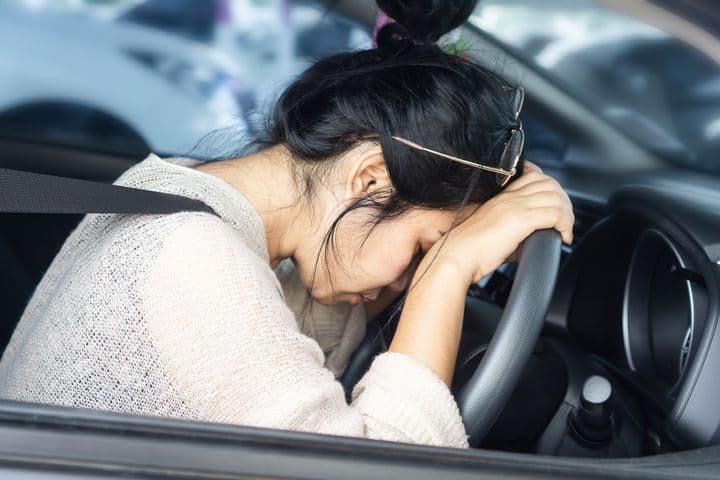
[0,6,250,156]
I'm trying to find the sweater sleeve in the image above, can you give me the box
[141,214,468,448]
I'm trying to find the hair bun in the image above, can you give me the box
[375,22,419,49]
[375,0,477,49]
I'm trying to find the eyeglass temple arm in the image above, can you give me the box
[390,136,515,176]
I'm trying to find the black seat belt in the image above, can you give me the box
[0,168,216,215]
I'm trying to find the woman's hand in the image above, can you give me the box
[431,162,574,284]
[390,162,573,385]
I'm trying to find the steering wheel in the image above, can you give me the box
[457,229,562,447]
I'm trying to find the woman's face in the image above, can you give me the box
[294,206,460,306]
[288,141,468,305]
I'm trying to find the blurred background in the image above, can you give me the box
[0,0,373,158]
[0,0,717,169]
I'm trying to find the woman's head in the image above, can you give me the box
[256,0,524,304]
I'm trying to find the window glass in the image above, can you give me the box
[472,0,720,172]
[0,0,371,157]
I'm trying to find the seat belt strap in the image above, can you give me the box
[0,168,215,215]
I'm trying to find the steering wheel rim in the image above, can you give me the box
[457,229,562,447]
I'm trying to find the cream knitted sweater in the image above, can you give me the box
[0,154,468,448]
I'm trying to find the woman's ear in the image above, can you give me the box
[347,143,391,198]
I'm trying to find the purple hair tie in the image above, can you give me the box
[372,10,394,48]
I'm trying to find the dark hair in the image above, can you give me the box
[254,0,523,309]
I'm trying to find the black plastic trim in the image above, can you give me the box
[0,401,718,479]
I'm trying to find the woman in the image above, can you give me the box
[0,0,573,448]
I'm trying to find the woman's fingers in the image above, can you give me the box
[514,179,568,199]
[501,166,574,245]
[507,177,574,244]
[517,189,572,210]
[525,206,575,244]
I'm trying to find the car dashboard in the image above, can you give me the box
[546,181,720,450]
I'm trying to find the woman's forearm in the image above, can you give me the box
[387,164,574,387]
[388,258,472,386]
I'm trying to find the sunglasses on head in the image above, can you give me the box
[367,87,525,188]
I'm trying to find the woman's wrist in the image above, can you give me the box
[413,248,476,290]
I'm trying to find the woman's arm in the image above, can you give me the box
[389,165,574,385]
[143,214,468,447]
[389,260,468,385]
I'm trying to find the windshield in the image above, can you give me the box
[471,0,720,172]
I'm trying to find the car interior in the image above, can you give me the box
[0,0,719,470]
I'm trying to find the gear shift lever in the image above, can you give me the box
[569,375,614,447]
